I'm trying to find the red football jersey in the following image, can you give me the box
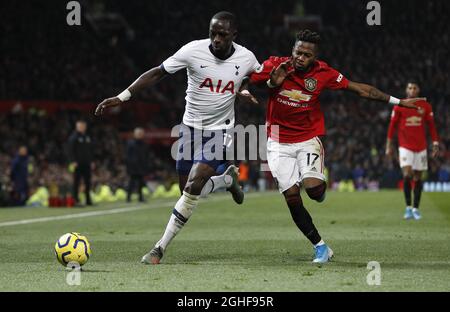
[387,100,439,152]
[250,56,349,143]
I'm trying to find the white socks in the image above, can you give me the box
[155,172,233,251]
[315,240,325,248]
[200,173,233,197]
[156,191,199,250]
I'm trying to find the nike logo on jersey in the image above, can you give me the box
[200,65,209,68]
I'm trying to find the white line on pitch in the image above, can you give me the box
[0,203,169,227]
[0,192,273,227]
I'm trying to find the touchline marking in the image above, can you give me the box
[0,205,162,228]
[0,192,273,228]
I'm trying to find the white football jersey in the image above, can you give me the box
[162,39,261,130]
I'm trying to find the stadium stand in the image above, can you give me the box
[0,0,448,205]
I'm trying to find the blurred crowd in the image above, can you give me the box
[0,109,176,206]
[1,0,449,205]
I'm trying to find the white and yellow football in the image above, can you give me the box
[54,232,91,267]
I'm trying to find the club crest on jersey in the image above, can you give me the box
[235,65,240,76]
[304,78,317,92]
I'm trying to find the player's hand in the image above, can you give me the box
[385,144,393,158]
[95,97,122,116]
[399,97,426,109]
[269,60,294,87]
[237,89,258,104]
[432,143,439,158]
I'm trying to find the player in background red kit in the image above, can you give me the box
[250,30,423,263]
[386,82,439,220]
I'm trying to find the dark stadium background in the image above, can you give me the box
[1,0,449,206]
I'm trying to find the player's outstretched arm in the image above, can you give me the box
[346,81,425,109]
[236,77,258,104]
[95,66,168,116]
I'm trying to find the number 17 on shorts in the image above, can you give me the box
[267,137,326,193]
[297,137,325,181]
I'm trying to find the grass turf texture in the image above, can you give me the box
[0,191,449,291]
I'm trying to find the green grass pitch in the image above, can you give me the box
[0,191,449,291]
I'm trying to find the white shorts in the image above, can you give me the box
[267,137,326,193]
[399,147,428,171]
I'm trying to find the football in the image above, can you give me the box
[54,232,91,267]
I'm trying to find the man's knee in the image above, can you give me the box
[184,177,206,195]
[403,167,413,179]
[283,185,301,205]
[305,182,327,203]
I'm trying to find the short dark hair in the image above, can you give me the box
[211,11,238,30]
[407,80,420,88]
[295,29,321,45]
